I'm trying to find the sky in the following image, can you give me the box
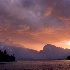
[0,0,70,51]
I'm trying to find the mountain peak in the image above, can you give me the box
[3,39,13,46]
[43,44,57,50]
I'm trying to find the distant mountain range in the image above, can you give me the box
[0,40,70,60]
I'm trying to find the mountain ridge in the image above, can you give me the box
[0,41,70,60]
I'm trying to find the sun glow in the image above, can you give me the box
[54,41,70,49]
[66,41,70,45]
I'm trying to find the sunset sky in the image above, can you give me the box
[0,0,70,51]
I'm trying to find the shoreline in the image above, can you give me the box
[0,61,17,64]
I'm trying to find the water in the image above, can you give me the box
[0,60,70,70]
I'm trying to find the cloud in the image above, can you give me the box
[0,0,70,50]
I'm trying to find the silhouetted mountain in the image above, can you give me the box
[0,40,40,59]
[3,39,13,46]
[0,41,70,60]
[39,44,70,59]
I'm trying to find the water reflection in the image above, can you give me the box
[0,60,70,70]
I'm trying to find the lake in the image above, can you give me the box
[0,60,70,70]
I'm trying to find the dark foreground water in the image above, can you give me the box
[0,60,70,70]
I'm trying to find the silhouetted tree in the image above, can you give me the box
[4,50,7,55]
[0,50,15,62]
[66,56,70,60]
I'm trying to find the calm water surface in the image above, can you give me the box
[0,60,70,70]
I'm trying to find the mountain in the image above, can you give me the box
[3,39,14,46]
[0,40,40,59]
[39,44,70,59]
[0,40,70,60]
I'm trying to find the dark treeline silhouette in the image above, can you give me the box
[66,56,70,60]
[0,50,15,62]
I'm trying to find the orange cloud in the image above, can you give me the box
[45,8,52,17]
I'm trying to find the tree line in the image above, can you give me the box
[0,50,15,62]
